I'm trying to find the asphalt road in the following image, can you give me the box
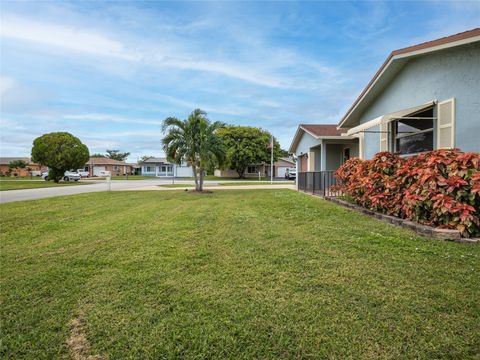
[0,179,294,203]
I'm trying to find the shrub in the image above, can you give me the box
[335,149,480,237]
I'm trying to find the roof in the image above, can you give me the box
[138,157,171,164]
[339,28,480,128]
[279,157,295,165]
[0,157,33,165]
[300,124,345,137]
[288,124,351,153]
[86,157,129,166]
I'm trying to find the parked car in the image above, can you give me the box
[64,171,81,181]
[41,170,81,181]
[285,168,296,180]
[77,169,90,177]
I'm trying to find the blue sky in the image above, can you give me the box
[1,1,479,162]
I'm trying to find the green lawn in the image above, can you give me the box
[158,182,293,188]
[219,181,293,186]
[1,190,479,359]
[0,180,89,191]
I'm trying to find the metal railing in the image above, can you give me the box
[297,171,343,197]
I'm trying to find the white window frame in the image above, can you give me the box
[391,108,435,155]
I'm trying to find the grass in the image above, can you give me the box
[219,181,293,186]
[157,184,196,188]
[0,180,89,191]
[0,176,43,180]
[1,190,479,359]
[157,182,293,188]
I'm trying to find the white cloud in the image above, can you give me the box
[0,15,138,61]
[0,13,338,90]
[63,113,162,126]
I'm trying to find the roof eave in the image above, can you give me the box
[338,30,480,129]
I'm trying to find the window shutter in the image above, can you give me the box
[358,133,365,159]
[437,98,455,149]
[379,123,388,152]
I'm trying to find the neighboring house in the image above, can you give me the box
[85,157,135,177]
[289,125,358,173]
[139,157,193,177]
[0,157,47,176]
[338,28,480,158]
[214,157,296,178]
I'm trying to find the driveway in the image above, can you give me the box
[0,179,295,203]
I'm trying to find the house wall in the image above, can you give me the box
[175,166,193,177]
[0,164,46,177]
[90,164,133,176]
[325,144,343,170]
[357,42,480,156]
[295,131,321,156]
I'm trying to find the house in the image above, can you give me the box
[338,28,480,158]
[139,157,193,177]
[214,157,296,178]
[288,125,358,173]
[85,157,135,177]
[0,157,47,177]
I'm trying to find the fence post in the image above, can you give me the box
[312,172,315,194]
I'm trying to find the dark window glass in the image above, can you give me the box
[396,118,433,134]
[396,131,433,155]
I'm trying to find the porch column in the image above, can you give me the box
[320,143,327,171]
[308,151,315,171]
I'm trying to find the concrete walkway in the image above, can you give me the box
[0,179,295,203]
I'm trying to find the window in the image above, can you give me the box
[392,108,434,155]
[247,165,258,174]
[145,165,154,172]
[343,148,350,163]
[113,165,119,171]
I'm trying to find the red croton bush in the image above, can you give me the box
[335,149,480,237]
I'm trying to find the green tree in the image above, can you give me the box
[106,150,130,162]
[31,132,90,183]
[90,153,106,158]
[8,160,28,177]
[140,155,152,162]
[162,109,225,191]
[218,126,281,178]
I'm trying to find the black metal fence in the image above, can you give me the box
[297,171,343,197]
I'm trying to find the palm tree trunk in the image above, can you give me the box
[192,165,199,190]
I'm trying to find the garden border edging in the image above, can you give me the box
[321,196,479,244]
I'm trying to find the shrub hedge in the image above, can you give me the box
[335,149,480,237]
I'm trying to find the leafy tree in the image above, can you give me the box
[218,126,281,178]
[90,153,106,158]
[31,132,89,183]
[106,150,130,162]
[140,155,152,162]
[8,160,28,176]
[279,148,290,158]
[162,109,226,191]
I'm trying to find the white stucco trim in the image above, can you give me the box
[346,116,383,136]
[346,100,435,136]
[381,100,436,123]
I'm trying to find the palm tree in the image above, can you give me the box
[162,109,226,191]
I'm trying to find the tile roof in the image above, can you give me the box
[86,157,129,165]
[139,157,171,164]
[300,124,345,137]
